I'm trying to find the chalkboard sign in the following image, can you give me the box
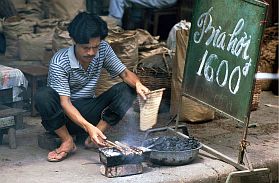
[183,0,268,123]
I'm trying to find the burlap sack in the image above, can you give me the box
[0,18,3,33]
[35,18,60,33]
[95,30,138,96]
[170,29,215,122]
[56,19,70,31]
[42,47,53,66]
[138,46,170,61]
[19,32,52,61]
[258,26,278,90]
[135,29,159,46]
[10,0,27,10]
[17,0,44,19]
[106,30,138,69]
[52,26,73,52]
[100,16,119,29]
[166,20,189,52]
[3,16,36,59]
[43,0,86,20]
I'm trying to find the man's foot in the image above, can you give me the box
[84,136,100,149]
[47,140,77,162]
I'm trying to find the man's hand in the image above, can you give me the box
[120,69,150,100]
[136,82,150,100]
[86,124,107,146]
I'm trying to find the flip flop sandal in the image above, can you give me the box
[47,145,77,162]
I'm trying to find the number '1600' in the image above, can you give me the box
[197,50,243,95]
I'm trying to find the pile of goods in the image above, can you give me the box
[145,136,200,151]
[252,26,278,110]
[258,26,278,90]
[142,136,202,166]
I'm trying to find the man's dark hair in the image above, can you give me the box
[67,12,108,44]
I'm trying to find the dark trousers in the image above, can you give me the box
[34,82,136,135]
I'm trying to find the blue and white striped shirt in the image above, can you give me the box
[47,40,126,100]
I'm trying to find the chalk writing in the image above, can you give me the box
[216,60,228,87]
[197,50,242,94]
[194,7,252,61]
[194,7,253,94]
[229,66,241,94]
[227,19,251,60]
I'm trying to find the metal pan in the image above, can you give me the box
[142,136,202,166]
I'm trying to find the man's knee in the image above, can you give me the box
[113,82,136,96]
[35,87,65,130]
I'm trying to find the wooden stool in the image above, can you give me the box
[123,1,180,36]
[123,0,194,37]
[0,105,25,149]
[143,5,180,36]
[17,65,48,116]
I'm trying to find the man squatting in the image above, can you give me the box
[35,12,149,162]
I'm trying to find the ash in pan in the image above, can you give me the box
[146,136,200,151]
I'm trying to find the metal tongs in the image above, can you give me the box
[104,139,118,148]
[104,139,143,155]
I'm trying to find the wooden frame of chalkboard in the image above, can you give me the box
[182,0,268,124]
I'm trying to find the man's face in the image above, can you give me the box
[75,37,101,63]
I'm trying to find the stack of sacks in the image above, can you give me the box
[1,0,86,64]
[169,20,215,123]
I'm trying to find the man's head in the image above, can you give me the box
[68,12,108,64]
[68,11,108,44]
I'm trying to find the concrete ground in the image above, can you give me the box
[0,91,278,183]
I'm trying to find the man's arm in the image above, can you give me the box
[119,68,149,100]
[59,95,106,145]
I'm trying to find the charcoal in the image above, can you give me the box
[145,136,200,151]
